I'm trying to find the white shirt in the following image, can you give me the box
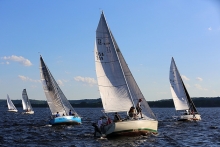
[137,102,141,108]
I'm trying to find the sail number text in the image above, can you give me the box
[96,52,104,60]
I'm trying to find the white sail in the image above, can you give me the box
[39,56,78,116]
[95,12,133,113]
[169,57,189,110]
[22,89,33,111]
[7,94,17,111]
[95,12,156,120]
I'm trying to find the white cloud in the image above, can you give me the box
[2,55,32,66]
[18,75,40,83]
[208,27,212,31]
[195,84,208,91]
[74,76,97,85]
[181,75,190,81]
[57,80,64,86]
[6,61,10,65]
[196,77,203,81]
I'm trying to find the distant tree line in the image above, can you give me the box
[1,97,220,108]
[148,97,220,108]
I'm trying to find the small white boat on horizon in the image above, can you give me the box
[22,89,34,114]
[7,94,18,112]
[93,11,158,137]
[169,57,201,121]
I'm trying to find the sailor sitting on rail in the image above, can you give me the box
[55,112,60,117]
[128,106,137,119]
[114,112,122,122]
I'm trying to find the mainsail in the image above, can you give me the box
[169,57,198,112]
[7,94,17,111]
[22,89,33,111]
[95,11,156,119]
[39,56,78,116]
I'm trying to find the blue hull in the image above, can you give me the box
[49,116,81,125]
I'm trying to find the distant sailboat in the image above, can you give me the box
[7,94,18,112]
[22,89,34,114]
[169,57,201,121]
[39,55,81,125]
[94,11,158,137]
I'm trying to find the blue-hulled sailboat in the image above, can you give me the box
[39,56,81,125]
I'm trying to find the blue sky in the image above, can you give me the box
[0,0,220,101]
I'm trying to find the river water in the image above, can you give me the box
[0,107,219,147]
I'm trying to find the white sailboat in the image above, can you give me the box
[22,89,34,114]
[7,94,18,112]
[169,57,201,121]
[94,11,158,136]
[39,55,81,125]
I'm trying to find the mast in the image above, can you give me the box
[102,11,136,109]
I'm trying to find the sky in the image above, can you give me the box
[0,0,220,101]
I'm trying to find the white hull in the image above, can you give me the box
[98,119,158,136]
[180,114,201,121]
[23,111,34,114]
[8,109,18,112]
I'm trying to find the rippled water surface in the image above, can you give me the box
[0,107,220,147]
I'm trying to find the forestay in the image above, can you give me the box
[22,89,33,111]
[95,12,156,120]
[39,56,78,116]
[7,94,17,111]
[169,57,189,110]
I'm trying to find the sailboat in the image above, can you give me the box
[22,89,34,114]
[7,94,18,112]
[94,11,158,137]
[169,57,201,121]
[39,55,81,125]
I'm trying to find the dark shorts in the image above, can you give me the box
[136,107,141,113]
